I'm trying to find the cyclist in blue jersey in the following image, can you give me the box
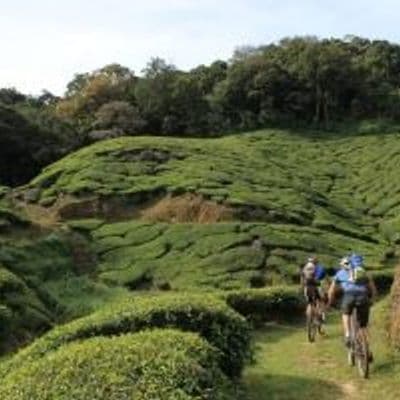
[328,255,377,350]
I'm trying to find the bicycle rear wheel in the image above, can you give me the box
[307,305,317,342]
[356,335,370,379]
[352,308,370,378]
[347,345,355,366]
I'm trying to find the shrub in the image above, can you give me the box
[0,329,235,400]
[1,293,251,379]
[370,269,394,293]
[222,286,305,324]
[390,266,400,351]
[0,266,52,353]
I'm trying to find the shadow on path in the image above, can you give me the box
[245,372,345,400]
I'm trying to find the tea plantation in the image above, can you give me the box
[1,128,400,398]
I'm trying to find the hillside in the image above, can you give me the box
[1,128,400,398]
[18,129,399,287]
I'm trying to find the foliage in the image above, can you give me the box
[52,36,400,137]
[0,292,251,379]
[0,266,52,353]
[0,329,235,400]
[93,100,145,135]
[0,229,101,353]
[390,266,400,350]
[23,130,395,290]
[221,286,305,324]
[0,102,78,186]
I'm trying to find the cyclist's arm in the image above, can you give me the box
[299,267,305,287]
[327,280,337,305]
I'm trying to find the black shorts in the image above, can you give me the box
[304,284,321,304]
[341,292,370,328]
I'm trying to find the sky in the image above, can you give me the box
[1,0,400,95]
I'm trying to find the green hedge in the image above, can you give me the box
[390,267,400,351]
[370,269,394,293]
[0,329,235,400]
[1,293,251,379]
[0,266,52,353]
[222,286,305,324]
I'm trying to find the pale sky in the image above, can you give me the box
[1,0,399,95]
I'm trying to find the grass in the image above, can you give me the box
[243,298,400,400]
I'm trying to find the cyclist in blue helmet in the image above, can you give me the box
[328,254,377,352]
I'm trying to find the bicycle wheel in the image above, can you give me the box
[347,343,355,366]
[306,304,316,343]
[356,334,370,379]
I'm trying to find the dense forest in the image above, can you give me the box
[2,35,400,186]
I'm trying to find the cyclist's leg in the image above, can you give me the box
[304,285,314,318]
[341,293,355,346]
[317,286,326,322]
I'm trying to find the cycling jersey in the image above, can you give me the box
[334,269,368,294]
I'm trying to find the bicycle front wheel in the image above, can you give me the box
[347,346,355,366]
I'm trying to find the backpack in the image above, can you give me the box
[351,266,368,284]
[315,265,326,280]
[350,253,364,268]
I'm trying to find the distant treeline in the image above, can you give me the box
[2,35,400,185]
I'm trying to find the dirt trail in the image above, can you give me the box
[243,303,400,400]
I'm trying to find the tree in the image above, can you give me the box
[56,64,137,128]
[94,101,146,134]
[135,58,179,133]
[0,88,26,105]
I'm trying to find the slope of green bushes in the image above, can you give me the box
[86,220,386,291]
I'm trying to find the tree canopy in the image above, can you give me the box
[2,36,400,185]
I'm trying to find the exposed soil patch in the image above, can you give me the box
[140,193,233,223]
[19,190,235,225]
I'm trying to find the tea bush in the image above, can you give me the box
[1,292,251,379]
[0,329,236,400]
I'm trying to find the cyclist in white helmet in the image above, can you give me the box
[301,256,328,323]
[328,255,377,353]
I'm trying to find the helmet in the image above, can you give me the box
[340,257,351,269]
[305,262,315,270]
[308,256,318,264]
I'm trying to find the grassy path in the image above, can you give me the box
[243,301,400,400]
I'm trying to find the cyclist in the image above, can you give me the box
[301,256,327,322]
[328,254,377,354]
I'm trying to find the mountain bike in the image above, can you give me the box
[347,307,370,378]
